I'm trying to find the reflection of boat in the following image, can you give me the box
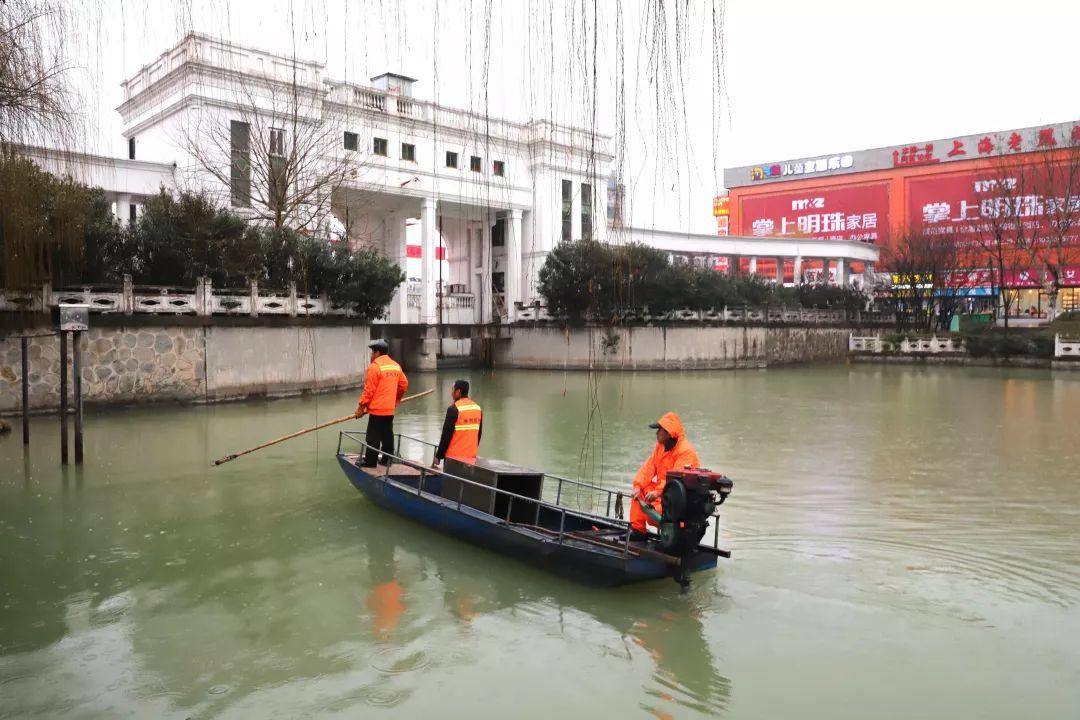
[336,433,733,587]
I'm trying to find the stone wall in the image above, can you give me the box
[494,325,858,370]
[0,323,370,413]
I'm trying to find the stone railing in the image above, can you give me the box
[849,334,964,354]
[1056,334,1080,359]
[513,303,893,325]
[1,277,355,318]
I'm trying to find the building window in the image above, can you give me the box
[492,218,506,247]
[561,179,572,242]
[373,137,388,156]
[128,137,136,160]
[493,160,505,177]
[230,120,251,207]
[344,131,358,151]
[446,151,458,168]
[581,182,593,241]
[128,204,137,226]
[401,143,416,162]
[269,127,285,157]
[470,155,482,173]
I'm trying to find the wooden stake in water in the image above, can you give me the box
[73,330,83,465]
[21,336,29,446]
[60,332,68,464]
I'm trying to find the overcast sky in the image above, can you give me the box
[68,0,1080,234]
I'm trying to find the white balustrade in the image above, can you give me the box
[1056,334,1080,358]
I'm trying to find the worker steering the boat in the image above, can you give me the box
[630,412,700,537]
[434,379,483,464]
[356,339,409,467]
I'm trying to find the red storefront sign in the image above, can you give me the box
[740,183,890,244]
[908,167,1080,250]
[405,244,446,259]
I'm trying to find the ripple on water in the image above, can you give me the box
[369,647,431,675]
[736,532,1080,607]
[323,685,411,711]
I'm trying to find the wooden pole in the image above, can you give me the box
[73,330,83,464]
[212,388,434,466]
[20,336,29,445]
[60,332,68,464]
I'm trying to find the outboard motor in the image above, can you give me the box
[652,468,733,588]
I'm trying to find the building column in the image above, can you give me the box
[748,256,757,275]
[836,258,849,287]
[420,198,437,324]
[481,215,494,323]
[506,209,523,322]
[775,256,785,284]
[115,193,132,225]
[387,212,408,323]
[793,256,803,285]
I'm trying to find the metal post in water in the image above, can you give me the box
[20,336,29,445]
[59,332,68,464]
[72,330,83,464]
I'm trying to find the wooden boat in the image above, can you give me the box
[336,432,732,587]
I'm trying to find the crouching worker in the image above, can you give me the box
[630,412,699,539]
[356,339,409,467]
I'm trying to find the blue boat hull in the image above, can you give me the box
[337,455,719,587]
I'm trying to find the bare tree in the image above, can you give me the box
[888,227,962,332]
[0,0,79,148]
[181,66,353,234]
[1028,128,1080,319]
[973,152,1037,329]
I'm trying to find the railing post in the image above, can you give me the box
[418,468,425,496]
[555,478,563,505]
[557,509,565,544]
[249,279,259,318]
[288,281,298,317]
[59,332,68,464]
[72,330,83,464]
[39,281,51,313]
[122,274,134,315]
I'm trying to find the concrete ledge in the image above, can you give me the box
[849,353,1052,369]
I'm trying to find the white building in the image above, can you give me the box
[116,32,612,324]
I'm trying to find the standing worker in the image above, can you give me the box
[630,412,699,539]
[356,339,409,467]
[434,379,483,464]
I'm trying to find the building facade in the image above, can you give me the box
[117,33,612,324]
[721,121,1080,318]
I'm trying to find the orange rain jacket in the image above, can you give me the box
[631,412,700,530]
[358,355,409,416]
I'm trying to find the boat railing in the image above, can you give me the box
[338,431,639,559]
[393,434,627,521]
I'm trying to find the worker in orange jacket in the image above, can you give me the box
[630,411,700,537]
[434,379,483,464]
[356,339,409,467]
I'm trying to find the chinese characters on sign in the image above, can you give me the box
[892,144,939,167]
[751,154,853,181]
[908,168,1080,249]
[741,184,890,244]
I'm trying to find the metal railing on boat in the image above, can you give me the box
[337,432,727,561]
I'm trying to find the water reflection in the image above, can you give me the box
[347,499,733,717]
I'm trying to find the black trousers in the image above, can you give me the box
[364,414,395,466]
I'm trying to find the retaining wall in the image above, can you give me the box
[494,325,857,370]
[1,323,370,413]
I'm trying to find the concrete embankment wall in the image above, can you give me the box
[493,325,856,370]
[0,322,370,413]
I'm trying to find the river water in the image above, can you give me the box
[1,366,1079,719]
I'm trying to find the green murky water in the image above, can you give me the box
[2,366,1079,718]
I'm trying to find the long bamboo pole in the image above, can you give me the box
[212,389,433,466]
